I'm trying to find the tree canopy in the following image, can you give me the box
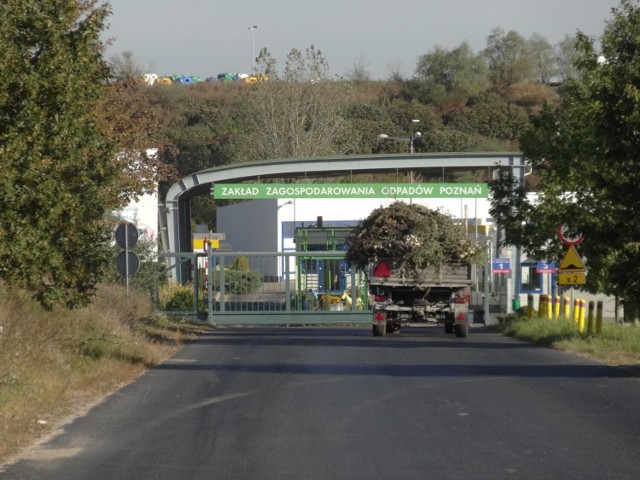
[0,0,170,307]
[490,0,640,321]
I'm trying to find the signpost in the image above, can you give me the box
[115,221,140,301]
[492,258,511,274]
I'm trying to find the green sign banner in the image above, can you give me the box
[212,183,488,199]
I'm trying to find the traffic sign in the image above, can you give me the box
[557,224,585,246]
[116,250,140,278]
[115,221,138,250]
[492,258,511,274]
[558,272,586,285]
[558,245,586,272]
[536,260,557,273]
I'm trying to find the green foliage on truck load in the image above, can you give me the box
[345,202,486,274]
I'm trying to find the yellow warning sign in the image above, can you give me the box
[558,272,586,285]
[558,245,586,272]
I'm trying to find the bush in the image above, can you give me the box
[212,269,261,294]
[159,283,194,311]
[233,256,250,271]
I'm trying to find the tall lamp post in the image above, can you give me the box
[247,25,258,72]
[379,119,422,182]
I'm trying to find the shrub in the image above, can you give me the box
[233,256,250,271]
[212,269,261,294]
[159,283,194,311]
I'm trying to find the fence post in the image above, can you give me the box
[207,247,214,324]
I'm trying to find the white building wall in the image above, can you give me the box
[217,199,278,252]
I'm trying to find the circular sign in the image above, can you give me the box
[557,224,585,246]
[115,221,138,249]
[116,251,140,278]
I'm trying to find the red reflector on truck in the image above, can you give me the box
[454,297,466,304]
[375,312,385,321]
[456,313,466,321]
[372,260,392,277]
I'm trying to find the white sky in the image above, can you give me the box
[103,0,621,80]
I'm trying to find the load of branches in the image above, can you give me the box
[345,202,486,274]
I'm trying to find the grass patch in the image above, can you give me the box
[498,314,640,374]
[0,282,209,464]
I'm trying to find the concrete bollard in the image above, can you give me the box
[596,301,604,335]
[563,296,571,319]
[573,298,580,324]
[587,301,595,334]
[578,299,587,332]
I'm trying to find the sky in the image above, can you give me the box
[102,0,622,80]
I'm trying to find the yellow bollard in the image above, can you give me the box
[586,301,595,334]
[554,296,561,319]
[538,294,545,318]
[573,298,580,324]
[596,301,603,335]
[563,296,571,319]
[578,299,587,332]
[546,295,553,319]
[527,293,534,317]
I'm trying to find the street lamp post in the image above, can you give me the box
[247,25,258,72]
[379,119,422,182]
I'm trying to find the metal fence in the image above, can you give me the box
[158,251,372,326]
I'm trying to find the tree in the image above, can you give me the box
[490,0,640,321]
[255,47,278,79]
[527,33,558,83]
[233,46,357,161]
[346,54,372,83]
[109,50,144,81]
[415,42,489,100]
[555,34,582,81]
[484,27,535,87]
[0,1,169,308]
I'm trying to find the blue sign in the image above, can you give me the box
[492,258,511,274]
[536,260,557,273]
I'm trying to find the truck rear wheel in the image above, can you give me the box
[373,324,386,337]
[454,323,469,338]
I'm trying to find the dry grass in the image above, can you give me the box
[499,315,640,374]
[0,282,208,463]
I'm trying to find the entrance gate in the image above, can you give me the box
[159,251,372,326]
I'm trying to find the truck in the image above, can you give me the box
[369,259,475,338]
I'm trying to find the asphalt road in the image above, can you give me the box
[1,326,639,480]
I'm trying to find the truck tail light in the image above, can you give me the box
[454,297,466,304]
[456,313,466,321]
[374,295,388,302]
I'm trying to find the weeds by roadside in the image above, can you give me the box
[498,314,640,375]
[0,282,209,463]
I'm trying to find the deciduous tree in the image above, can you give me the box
[490,0,640,321]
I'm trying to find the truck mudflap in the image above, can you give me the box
[372,308,387,337]
[453,301,470,338]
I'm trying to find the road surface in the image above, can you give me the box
[1,326,639,479]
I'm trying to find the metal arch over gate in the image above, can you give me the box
[160,152,526,282]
